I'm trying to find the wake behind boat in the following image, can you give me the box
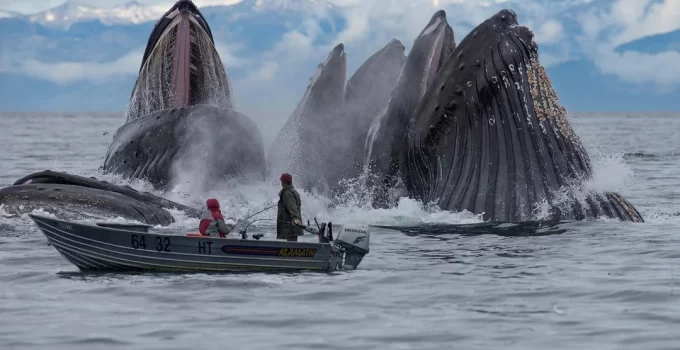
[28,214,370,273]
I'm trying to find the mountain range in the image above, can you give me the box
[1,0,679,118]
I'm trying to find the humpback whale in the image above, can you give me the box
[268,40,406,197]
[0,171,199,225]
[364,10,456,207]
[0,0,260,225]
[387,9,644,222]
[102,0,266,192]
[268,43,348,196]
[328,39,406,196]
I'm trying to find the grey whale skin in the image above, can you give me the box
[395,9,643,222]
[267,40,406,197]
[364,10,456,208]
[102,0,266,192]
[0,171,199,226]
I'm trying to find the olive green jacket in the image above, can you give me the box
[277,185,302,239]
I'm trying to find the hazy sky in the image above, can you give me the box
[1,0,679,112]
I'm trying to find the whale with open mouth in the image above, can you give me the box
[102,0,266,193]
[364,10,457,208]
[398,9,644,222]
[268,40,406,197]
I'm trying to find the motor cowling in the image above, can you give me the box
[333,224,370,269]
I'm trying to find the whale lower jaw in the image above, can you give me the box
[103,104,266,192]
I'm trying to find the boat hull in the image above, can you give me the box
[29,214,343,273]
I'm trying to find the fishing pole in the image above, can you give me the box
[241,218,268,232]
[233,203,277,227]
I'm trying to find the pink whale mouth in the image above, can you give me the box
[172,13,191,109]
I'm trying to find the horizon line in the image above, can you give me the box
[1,110,678,115]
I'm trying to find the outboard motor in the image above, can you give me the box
[332,224,370,270]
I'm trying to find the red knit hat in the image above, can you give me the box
[280,173,292,183]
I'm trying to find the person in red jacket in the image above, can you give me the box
[198,198,234,238]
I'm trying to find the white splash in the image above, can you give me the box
[582,151,634,193]
[363,102,389,171]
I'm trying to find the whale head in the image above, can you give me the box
[408,9,457,100]
[125,0,233,121]
[345,39,406,107]
[362,10,456,208]
[266,43,348,196]
[296,42,348,117]
[404,9,643,223]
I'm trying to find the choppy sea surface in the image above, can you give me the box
[0,112,679,350]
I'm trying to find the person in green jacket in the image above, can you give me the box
[277,172,303,241]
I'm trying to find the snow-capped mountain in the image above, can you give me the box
[246,0,330,12]
[26,1,168,28]
[0,10,18,18]
[20,0,328,29]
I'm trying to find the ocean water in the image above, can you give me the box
[0,111,679,350]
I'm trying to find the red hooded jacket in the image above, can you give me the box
[199,198,232,237]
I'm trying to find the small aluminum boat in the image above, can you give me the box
[28,214,370,273]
